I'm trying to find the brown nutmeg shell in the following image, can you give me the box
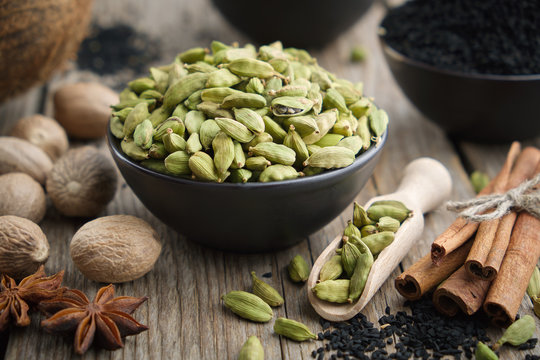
[54,82,119,139]
[46,146,118,217]
[9,114,69,161]
[0,172,47,223]
[0,215,49,279]
[70,215,162,283]
[0,136,53,185]
[0,0,93,100]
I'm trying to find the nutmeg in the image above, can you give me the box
[0,172,47,223]
[70,215,162,283]
[9,114,69,161]
[46,146,118,217]
[0,136,53,185]
[54,82,119,139]
[0,215,49,279]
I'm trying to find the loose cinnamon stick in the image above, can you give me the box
[483,161,540,328]
[432,265,491,316]
[395,240,473,301]
[431,142,521,264]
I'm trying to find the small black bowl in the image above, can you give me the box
[210,0,375,49]
[379,36,540,142]
[107,129,387,253]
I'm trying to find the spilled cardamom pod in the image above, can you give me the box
[273,317,317,342]
[251,271,284,307]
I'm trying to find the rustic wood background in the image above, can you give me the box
[1,0,539,359]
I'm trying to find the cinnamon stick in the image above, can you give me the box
[431,142,521,264]
[395,240,473,301]
[466,147,540,280]
[432,265,491,316]
[483,161,540,328]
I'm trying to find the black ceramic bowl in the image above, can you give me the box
[378,35,540,142]
[210,0,375,49]
[108,129,387,253]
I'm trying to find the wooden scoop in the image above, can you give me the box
[307,157,452,321]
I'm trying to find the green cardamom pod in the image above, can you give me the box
[230,141,246,169]
[343,220,361,239]
[353,202,375,227]
[184,89,203,110]
[349,97,373,118]
[185,110,206,135]
[245,156,271,171]
[493,315,535,350]
[212,131,235,177]
[201,87,242,103]
[167,63,188,88]
[121,138,149,161]
[123,102,150,137]
[259,164,299,183]
[290,61,312,80]
[215,117,256,143]
[163,72,209,110]
[310,67,333,90]
[226,58,277,78]
[163,128,187,153]
[112,107,133,122]
[341,236,362,277]
[282,116,320,137]
[230,168,253,183]
[150,67,169,94]
[188,151,221,182]
[332,119,353,137]
[347,237,373,303]
[249,142,296,166]
[307,83,323,115]
[360,224,378,237]
[172,103,189,120]
[111,98,156,112]
[319,255,343,282]
[149,107,173,127]
[288,255,310,282]
[149,142,167,159]
[470,171,490,194]
[221,290,273,322]
[246,77,265,94]
[273,317,317,342]
[368,108,389,142]
[356,115,371,151]
[527,266,540,299]
[197,101,233,119]
[251,271,284,307]
[185,61,217,74]
[271,96,314,117]
[302,166,324,177]
[367,204,411,222]
[302,109,338,144]
[323,88,349,114]
[271,85,308,98]
[221,93,267,109]
[140,89,163,101]
[314,133,344,147]
[376,216,401,233]
[312,279,350,303]
[155,117,186,141]
[109,116,124,139]
[268,57,289,74]
[133,119,154,149]
[337,135,362,155]
[186,133,203,154]
[119,88,138,102]
[179,47,208,63]
[238,336,264,360]
[262,116,287,144]
[475,342,499,360]
[303,146,355,169]
[234,108,265,134]
[358,231,395,255]
[334,83,361,105]
[283,125,309,167]
[206,68,242,88]
[164,150,191,175]
[199,119,222,150]
[243,132,273,152]
[141,159,170,175]
[128,77,155,94]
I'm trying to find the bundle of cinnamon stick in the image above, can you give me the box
[395,142,540,327]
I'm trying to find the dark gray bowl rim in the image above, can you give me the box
[107,125,388,189]
[378,25,540,82]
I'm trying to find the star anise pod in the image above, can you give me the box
[0,265,64,332]
[40,284,148,355]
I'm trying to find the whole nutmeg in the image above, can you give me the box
[54,82,119,139]
[9,114,69,161]
[70,215,162,283]
[0,172,47,223]
[46,146,118,217]
[0,136,53,185]
[0,215,49,279]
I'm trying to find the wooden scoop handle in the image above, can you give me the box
[308,157,452,321]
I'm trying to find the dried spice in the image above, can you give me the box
[40,284,148,355]
[0,266,64,332]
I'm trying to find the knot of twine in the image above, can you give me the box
[446,173,540,222]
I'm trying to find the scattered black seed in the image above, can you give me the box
[526,355,540,360]
[262,272,272,278]
[381,0,540,75]
[517,338,538,351]
[77,24,161,75]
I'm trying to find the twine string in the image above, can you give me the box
[446,173,540,222]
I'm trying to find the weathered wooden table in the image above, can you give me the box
[1,0,539,359]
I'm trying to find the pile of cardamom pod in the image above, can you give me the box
[313,200,411,303]
[110,41,388,183]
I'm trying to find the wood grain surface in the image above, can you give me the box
[0,0,538,359]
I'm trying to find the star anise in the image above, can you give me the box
[0,265,64,332]
[40,284,148,355]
